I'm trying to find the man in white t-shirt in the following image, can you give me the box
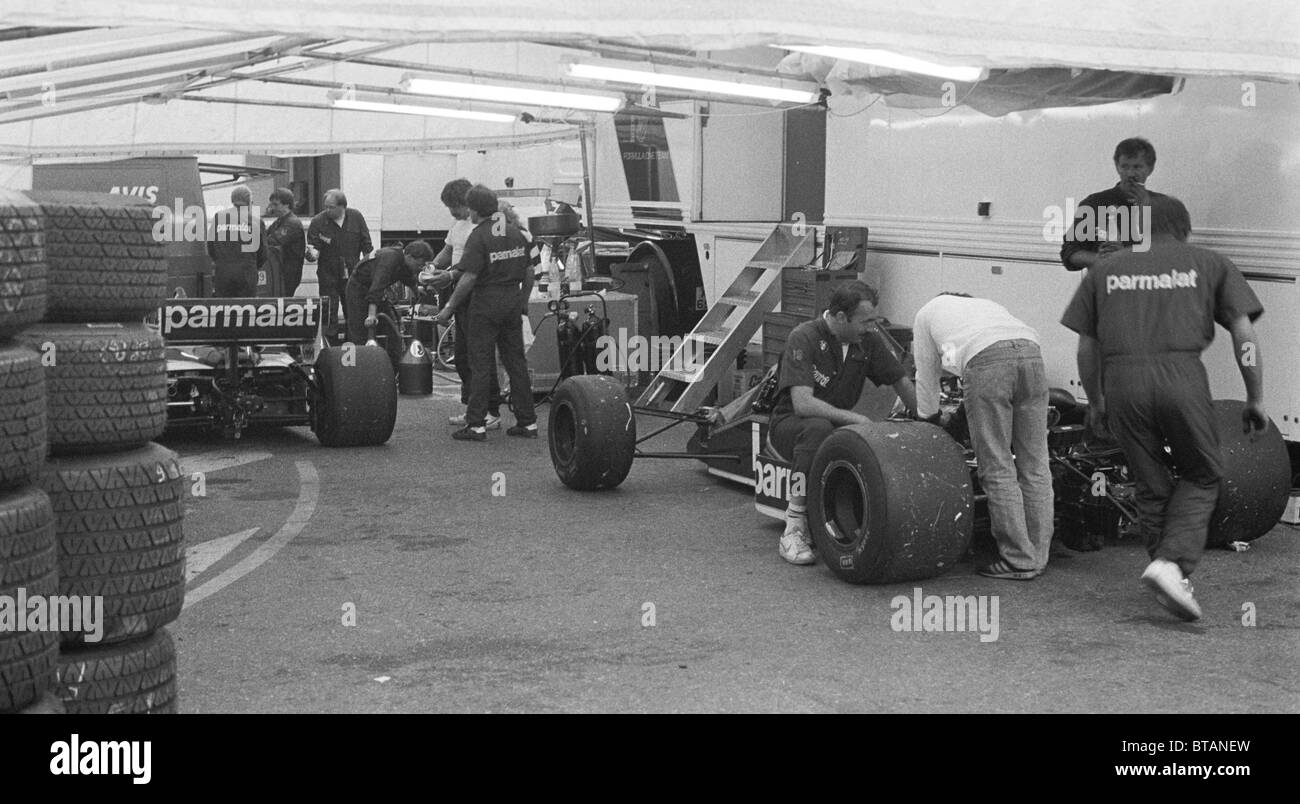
[422,179,502,428]
[913,293,1053,580]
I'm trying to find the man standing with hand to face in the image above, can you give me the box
[1061,195,1267,622]
[1061,137,1165,271]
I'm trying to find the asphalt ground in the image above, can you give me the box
[160,368,1300,714]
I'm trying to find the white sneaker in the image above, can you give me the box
[779,520,815,565]
[448,413,501,430]
[1140,558,1202,621]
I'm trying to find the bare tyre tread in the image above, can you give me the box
[34,192,167,322]
[0,485,58,712]
[17,323,166,454]
[39,443,186,646]
[56,629,178,714]
[0,189,48,337]
[0,346,46,491]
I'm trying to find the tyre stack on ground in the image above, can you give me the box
[14,191,182,713]
[0,189,60,714]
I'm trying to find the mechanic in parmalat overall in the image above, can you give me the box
[423,179,503,430]
[1061,195,1267,621]
[433,184,538,441]
[344,240,436,346]
[307,189,373,324]
[913,293,1053,579]
[206,185,267,297]
[1061,137,1166,272]
[769,281,918,565]
[265,187,306,297]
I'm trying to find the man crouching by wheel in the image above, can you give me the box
[1060,195,1266,622]
[344,240,435,345]
[433,185,538,441]
[769,281,917,565]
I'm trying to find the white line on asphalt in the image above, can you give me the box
[179,451,273,478]
[185,527,260,582]
[182,460,319,611]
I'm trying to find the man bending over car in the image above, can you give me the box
[769,281,917,565]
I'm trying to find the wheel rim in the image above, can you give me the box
[820,459,867,547]
[553,401,577,465]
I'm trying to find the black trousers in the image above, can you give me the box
[213,263,256,297]
[342,277,371,345]
[769,413,835,482]
[1104,354,1222,577]
[454,309,500,414]
[465,285,535,428]
[317,260,346,323]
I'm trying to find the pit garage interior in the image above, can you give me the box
[0,1,1298,717]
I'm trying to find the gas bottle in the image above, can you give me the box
[397,338,433,395]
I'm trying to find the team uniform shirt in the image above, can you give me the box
[772,314,906,418]
[1060,241,1262,356]
[206,206,266,270]
[351,247,419,304]
[307,207,373,272]
[1059,184,1169,271]
[458,220,532,290]
[913,296,1040,418]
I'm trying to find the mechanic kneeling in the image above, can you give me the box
[344,240,435,345]
[769,281,917,565]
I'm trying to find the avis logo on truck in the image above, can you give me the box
[109,185,159,204]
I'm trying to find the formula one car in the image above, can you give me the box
[156,296,397,445]
[545,328,1292,585]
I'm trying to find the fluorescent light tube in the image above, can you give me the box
[567,63,818,104]
[405,77,623,112]
[333,98,517,123]
[779,46,986,83]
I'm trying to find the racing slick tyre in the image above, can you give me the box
[39,443,186,647]
[312,344,398,447]
[31,191,168,323]
[0,486,59,713]
[56,628,178,714]
[16,323,167,454]
[0,346,46,491]
[0,189,47,338]
[1207,399,1290,547]
[548,375,636,490]
[808,421,973,584]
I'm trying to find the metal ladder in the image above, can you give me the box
[636,223,816,412]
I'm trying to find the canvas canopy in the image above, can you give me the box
[0,0,1296,159]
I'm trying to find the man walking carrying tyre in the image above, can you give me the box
[769,281,917,565]
[1061,195,1266,621]
[913,293,1052,580]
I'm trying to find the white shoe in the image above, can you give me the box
[448,413,501,430]
[779,520,815,566]
[1140,558,1201,621]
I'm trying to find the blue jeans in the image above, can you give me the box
[964,340,1053,571]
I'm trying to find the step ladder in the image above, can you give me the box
[636,223,815,412]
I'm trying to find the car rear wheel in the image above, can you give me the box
[808,421,973,584]
[312,344,397,447]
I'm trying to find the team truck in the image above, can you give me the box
[157,296,397,446]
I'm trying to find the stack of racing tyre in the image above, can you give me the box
[7,190,181,714]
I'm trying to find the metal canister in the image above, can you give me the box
[397,339,433,395]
